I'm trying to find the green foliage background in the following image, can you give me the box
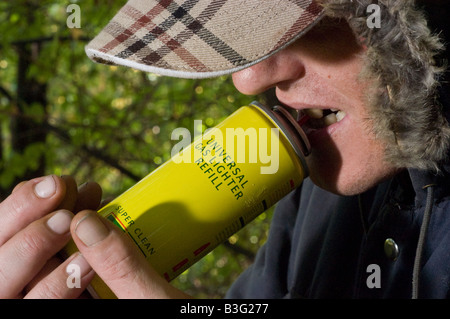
[0,0,277,298]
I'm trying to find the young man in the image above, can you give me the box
[0,0,448,298]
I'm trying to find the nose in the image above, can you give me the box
[231,46,306,95]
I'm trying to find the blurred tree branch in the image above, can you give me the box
[44,122,141,182]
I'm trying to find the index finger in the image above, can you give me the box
[0,175,66,246]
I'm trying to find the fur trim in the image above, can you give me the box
[320,0,450,171]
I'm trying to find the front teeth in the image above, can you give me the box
[323,113,337,126]
[336,110,346,122]
[324,111,346,126]
[303,108,346,128]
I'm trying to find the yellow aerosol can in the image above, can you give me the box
[78,101,310,298]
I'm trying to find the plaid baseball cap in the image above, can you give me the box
[86,0,324,79]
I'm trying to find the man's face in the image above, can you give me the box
[232,20,399,196]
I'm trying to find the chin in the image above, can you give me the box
[309,173,376,196]
[305,156,400,196]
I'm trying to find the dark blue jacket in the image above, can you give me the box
[226,166,450,299]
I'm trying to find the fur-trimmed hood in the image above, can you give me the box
[320,0,450,172]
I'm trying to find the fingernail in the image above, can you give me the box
[75,213,109,246]
[34,175,56,198]
[66,253,92,277]
[47,210,73,234]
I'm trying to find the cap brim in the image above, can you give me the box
[86,0,324,79]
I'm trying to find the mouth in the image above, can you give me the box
[299,108,347,129]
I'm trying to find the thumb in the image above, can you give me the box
[70,210,189,299]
